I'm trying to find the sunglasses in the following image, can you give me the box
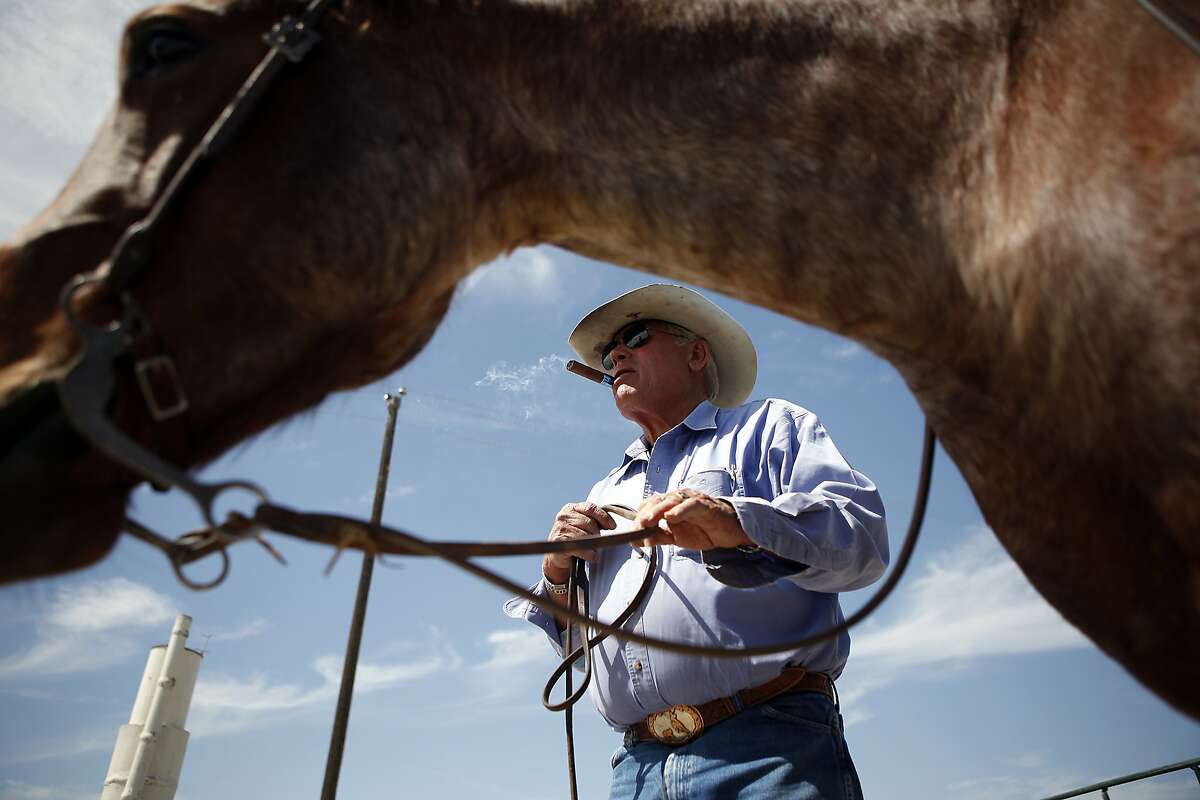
[601,322,652,371]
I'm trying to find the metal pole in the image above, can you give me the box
[1038,757,1200,800]
[320,389,404,800]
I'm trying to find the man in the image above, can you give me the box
[505,284,888,799]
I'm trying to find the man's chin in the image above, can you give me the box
[613,388,643,419]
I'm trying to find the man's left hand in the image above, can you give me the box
[634,489,755,550]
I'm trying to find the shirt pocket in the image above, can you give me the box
[672,468,736,563]
[679,467,736,497]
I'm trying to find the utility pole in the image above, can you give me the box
[320,389,405,800]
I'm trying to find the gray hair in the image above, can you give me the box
[658,321,720,402]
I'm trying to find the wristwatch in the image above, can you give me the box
[542,574,570,595]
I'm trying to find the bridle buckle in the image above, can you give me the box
[135,354,189,422]
[263,16,321,63]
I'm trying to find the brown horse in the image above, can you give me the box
[0,0,1196,720]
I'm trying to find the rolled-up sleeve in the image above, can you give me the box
[727,408,889,592]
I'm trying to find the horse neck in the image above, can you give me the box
[459,0,1022,358]
[475,2,1192,430]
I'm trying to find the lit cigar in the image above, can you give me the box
[566,360,614,386]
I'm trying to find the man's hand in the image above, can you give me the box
[634,489,754,550]
[543,502,616,583]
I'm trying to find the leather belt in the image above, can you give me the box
[630,667,833,746]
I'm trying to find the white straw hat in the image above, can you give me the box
[569,284,757,408]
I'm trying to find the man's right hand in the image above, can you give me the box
[543,502,616,583]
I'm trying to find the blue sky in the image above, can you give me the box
[1,3,1197,799]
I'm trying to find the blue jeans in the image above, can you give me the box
[609,693,863,800]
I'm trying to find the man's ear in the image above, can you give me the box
[688,339,711,373]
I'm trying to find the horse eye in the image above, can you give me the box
[127,21,204,80]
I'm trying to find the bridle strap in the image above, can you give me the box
[106,0,338,295]
[1136,0,1200,56]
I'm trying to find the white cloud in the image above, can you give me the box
[356,481,418,506]
[400,393,518,434]
[0,579,178,680]
[1014,751,1050,770]
[207,617,270,643]
[851,527,1087,667]
[187,627,561,738]
[0,779,95,800]
[42,579,175,633]
[189,638,460,736]
[821,341,863,360]
[0,732,112,768]
[840,528,1088,719]
[944,773,1086,800]
[474,629,555,673]
[459,247,560,301]
[312,651,447,691]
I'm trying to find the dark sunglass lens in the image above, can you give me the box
[601,323,651,371]
[625,326,650,349]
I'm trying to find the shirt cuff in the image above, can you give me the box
[727,495,822,564]
[699,546,808,587]
[503,580,568,657]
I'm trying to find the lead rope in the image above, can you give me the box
[563,560,585,800]
[540,533,659,800]
[554,550,661,800]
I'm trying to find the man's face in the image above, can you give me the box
[605,321,701,420]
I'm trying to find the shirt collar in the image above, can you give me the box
[621,400,718,462]
[681,400,719,431]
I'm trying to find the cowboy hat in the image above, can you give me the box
[569,284,757,408]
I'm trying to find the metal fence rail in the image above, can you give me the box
[1038,756,1200,800]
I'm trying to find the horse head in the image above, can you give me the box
[0,0,528,578]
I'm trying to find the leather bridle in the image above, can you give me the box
[28,0,1198,795]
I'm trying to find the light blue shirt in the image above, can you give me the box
[504,398,888,729]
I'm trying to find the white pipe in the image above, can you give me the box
[120,615,191,800]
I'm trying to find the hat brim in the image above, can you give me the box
[568,284,757,408]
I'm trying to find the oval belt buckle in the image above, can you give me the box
[647,704,704,745]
